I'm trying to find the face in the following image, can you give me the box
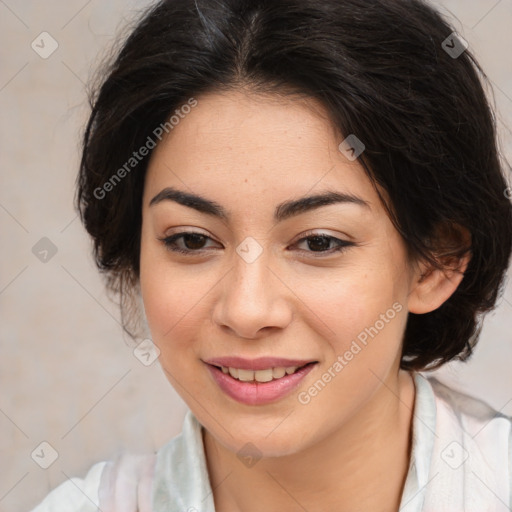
[139,89,419,457]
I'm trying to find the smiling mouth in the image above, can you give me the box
[211,362,316,383]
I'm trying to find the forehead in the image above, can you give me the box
[144,89,377,211]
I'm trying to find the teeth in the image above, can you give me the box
[220,365,303,382]
[254,369,273,382]
[272,367,286,379]
[237,369,254,382]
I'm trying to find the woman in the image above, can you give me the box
[32,0,512,510]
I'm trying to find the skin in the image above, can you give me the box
[139,88,470,512]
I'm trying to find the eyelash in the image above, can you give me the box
[157,230,355,257]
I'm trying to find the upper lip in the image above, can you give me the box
[204,356,316,371]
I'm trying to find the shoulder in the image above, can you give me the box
[30,461,107,512]
[425,374,512,438]
[29,413,198,512]
[417,373,512,510]
[30,452,157,512]
[406,373,512,510]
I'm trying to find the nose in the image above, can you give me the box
[212,249,294,340]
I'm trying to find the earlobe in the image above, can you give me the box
[407,252,471,314]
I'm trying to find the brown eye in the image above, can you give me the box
[180,233,208,250]
[293,233,355,257]
[158,231,219,254]
[305,235,333,252]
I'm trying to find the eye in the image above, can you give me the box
[158,231,219,254]
[292,232,355,257]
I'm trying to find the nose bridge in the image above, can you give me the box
[232,245,272,301]
[213,239,292,338]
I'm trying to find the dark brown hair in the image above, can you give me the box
[76,0,512,371]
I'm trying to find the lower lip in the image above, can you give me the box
[205,362,316,405]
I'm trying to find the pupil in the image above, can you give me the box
[308,236,330,251]
[184,233,206,249]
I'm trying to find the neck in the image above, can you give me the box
[203,369,416,512]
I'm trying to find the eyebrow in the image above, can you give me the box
[149,186,370,223]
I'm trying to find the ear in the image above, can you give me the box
[408,223,472,314]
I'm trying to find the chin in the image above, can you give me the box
[205,416,314,459]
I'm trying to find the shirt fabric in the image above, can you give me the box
[30,371,512,511]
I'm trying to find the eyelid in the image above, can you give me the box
[292,228,351,244]
[163,226,210,237]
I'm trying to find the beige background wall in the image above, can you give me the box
[0,1,511,510]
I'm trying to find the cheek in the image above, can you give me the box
[139,237,185,350]
[290,267,408,437]
[288,263,406,354]
[139,247,218,367]
[141,270,202,347]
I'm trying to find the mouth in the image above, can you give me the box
[204,359,318,405]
